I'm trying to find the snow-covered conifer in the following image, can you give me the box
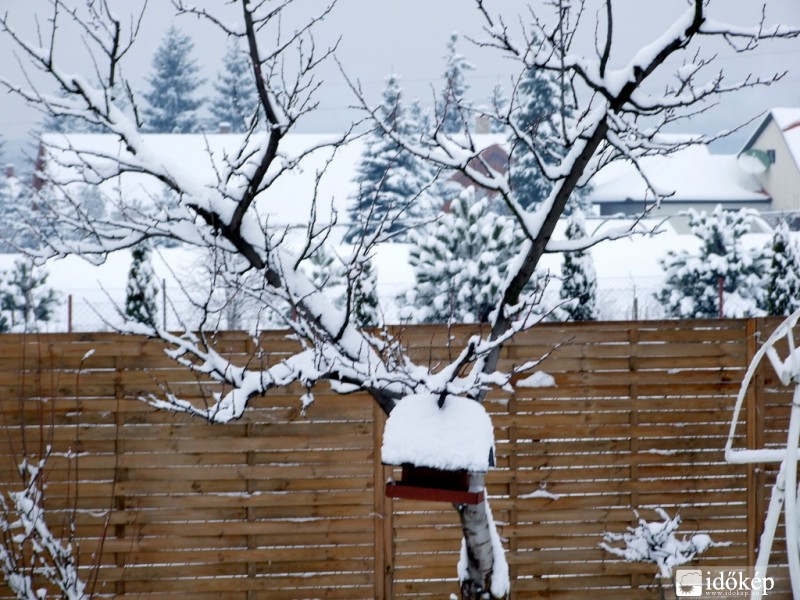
[403,187,517,324]
[208,39,259,133]
[352,258,380,328]
[303,244,345,307]
[656,206,767,319]
[487,84,509,133]
[508,62,565,212]
[560,210,597,321]
[345,75,431,242]
[0,260,60,332]
[125,244,159,329]
[438,32,474,134]
[142,26,205,133]
[765,218,800,316]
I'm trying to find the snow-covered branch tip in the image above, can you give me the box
[0,457,88,600]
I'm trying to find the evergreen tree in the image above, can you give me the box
[345,75,431,243]
[142,26,205,133]
[765,218,800,316]
[352,258,380,327]
[208,39,259,133]
[560,210,597,321]
[487,84,509,133]
[656,206,767,319]
[125,244,160,329]
[304,243,345,307]
[438,32,474,134]
[402,187,518,324]
[508,62,564,212]
[0,260,60,332]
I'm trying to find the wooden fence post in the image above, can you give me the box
[373,401,393,600]
[628,325,641,592]
[745,318,766,568]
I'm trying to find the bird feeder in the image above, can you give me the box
[381,394,495,505]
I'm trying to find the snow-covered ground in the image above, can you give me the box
[10,218,789,332]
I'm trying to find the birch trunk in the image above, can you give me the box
[457,474,507,600]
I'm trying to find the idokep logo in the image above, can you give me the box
[675,567,776,598]
[675,569,703,597]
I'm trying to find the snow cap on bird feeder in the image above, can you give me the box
[382,394,495,503]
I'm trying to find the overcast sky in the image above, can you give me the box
[1,0,799,157]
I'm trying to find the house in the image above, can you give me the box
[738,108,800,219]
[589,135,770,223]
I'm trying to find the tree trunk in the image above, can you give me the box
[457,474,508,600]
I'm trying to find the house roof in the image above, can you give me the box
[740,108,800,170]
[590,140,768,204]
[381,394,495,472]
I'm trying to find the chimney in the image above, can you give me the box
[475,115,491,134]
[4,164,13,179]
[219,122,232,134]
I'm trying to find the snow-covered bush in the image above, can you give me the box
[601,508,723,579]
[0,456,87,600]
[656,206,767,318]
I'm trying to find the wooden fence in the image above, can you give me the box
[0,319,792,599]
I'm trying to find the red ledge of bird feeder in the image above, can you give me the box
[386,464,485,504]
[381,394,495,505]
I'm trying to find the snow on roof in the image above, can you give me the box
[590,141,767,204]
[41,132,365,237]
[381,394,495,472]
[40,132,507,239]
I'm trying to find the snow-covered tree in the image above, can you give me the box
[656,206,767,319]
[560,210,597,321]
[404,187,521,324]
[142,26,205,133]
[486,84,509,134]
[208,39,260,133]
[125,244,160,329]
[303,243,345,305]
[345,75,431,242]
[41,89,108,133]
[508,64,562,212]
[438,32,474,135]
[0,260,60,332]
[765,218,800,316]
[352,258,380,328]
[3,1,797,597]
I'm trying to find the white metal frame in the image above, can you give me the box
[726,310,800,599]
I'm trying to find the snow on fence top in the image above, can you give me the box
[381,393,495,472]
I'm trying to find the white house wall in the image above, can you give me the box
[751,119,800,215]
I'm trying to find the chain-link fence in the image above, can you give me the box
[40,278,668,333]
